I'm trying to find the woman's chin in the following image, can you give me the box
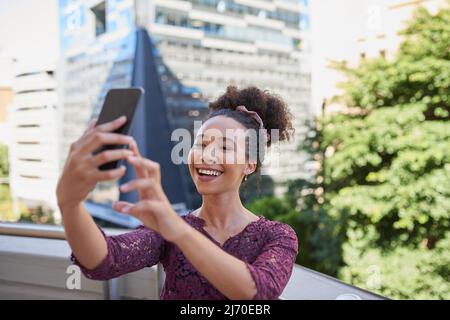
[195,182,226,196]
[196,185,220,195]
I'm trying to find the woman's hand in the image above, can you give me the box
[113,142,190,243]
[56,116,135,212]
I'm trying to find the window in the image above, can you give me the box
[299,13,310,31]
[91,1,106,37]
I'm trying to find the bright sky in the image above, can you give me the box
[0,0,59,83]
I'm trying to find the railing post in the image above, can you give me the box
[157,262,165,299]
[102,279,120,300]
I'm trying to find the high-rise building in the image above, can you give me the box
[135,0,313,187]
[8,64,60,220]
[58,0,313,226]
[58,0,209,227]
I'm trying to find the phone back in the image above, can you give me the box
[94,88,143,170]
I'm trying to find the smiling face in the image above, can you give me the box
[187,115,257,195]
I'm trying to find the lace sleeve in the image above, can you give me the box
[245,222,298,300]
[70,225,165,280]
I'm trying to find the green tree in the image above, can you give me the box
[322,4,450,299]
[0,144,13,221]
[247,120,343,274]
[0,144,8,177]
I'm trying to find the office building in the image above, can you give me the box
[58,0,313,226]
[8,64,60,220]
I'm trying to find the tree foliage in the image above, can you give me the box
[248,4,450,299]
[0,144,8,177]
[322,4,450,299]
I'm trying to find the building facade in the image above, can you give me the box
[8,65,60,220]
[58,0,209,226]
[57,0,313,225]
[135,0,313,186]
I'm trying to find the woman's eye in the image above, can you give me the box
[222,144,234,151]
[194,142,206,148]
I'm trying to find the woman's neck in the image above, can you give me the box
[198,191,249,229]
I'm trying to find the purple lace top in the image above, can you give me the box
[71,212,298,300]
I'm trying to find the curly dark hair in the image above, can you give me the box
[207,86,294,178]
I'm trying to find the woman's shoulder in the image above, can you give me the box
[180,210,204,229]
[256,216,298,243]
[249,216,299,257]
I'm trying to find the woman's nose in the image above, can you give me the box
[201,147,218,164]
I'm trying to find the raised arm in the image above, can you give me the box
[57,116,134,270]
[70,224,165,280]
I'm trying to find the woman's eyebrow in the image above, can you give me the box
[196,134,235,146]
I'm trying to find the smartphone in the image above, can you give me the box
[93,88,144,171]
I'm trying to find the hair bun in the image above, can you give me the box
[209,86,294,142]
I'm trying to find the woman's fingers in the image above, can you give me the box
[130,140,142,157]
[92,165,127,181]
[95,115,127,133]
[126,200,157,216]
[82,132,134,154]
[118,201,159,230]
[120,178,154,193]
[92,149,134,166]
[129,142,147,178]
[126,156,160,179]
[84,118,98,135]
[125,144,161,182]
[112,201,133,213]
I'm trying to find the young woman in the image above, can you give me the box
[57,86,298,300]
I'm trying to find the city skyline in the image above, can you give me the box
[56,0,313,225]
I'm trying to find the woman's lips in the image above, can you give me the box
[195,168,223,183]
[197,174,220,182]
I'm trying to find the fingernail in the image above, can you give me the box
[120,184,128,192]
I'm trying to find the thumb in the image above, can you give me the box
[112,201,133,213]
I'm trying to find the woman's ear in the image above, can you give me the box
[244,162,257,176]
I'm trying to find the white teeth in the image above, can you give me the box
[198,169,222,176]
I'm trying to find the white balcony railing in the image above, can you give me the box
[0,222,386,300]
